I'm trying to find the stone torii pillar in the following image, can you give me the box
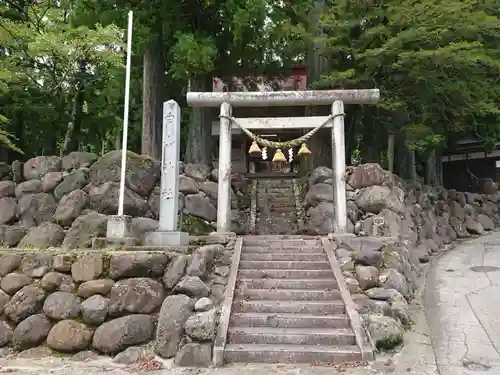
[186,89,380,235]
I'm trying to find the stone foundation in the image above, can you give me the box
[0,151,250,249]
[304,163,500,351]
[0,235,236,366]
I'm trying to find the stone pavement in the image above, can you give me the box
[3,232,500,374]
[426,231,500,375]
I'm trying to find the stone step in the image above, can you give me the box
[228,327,356,346]
[239,261,331,270]
[235,288,342,301]
[269,207,297,213]
[257,198,295,204]
[233,300,345,314]
[230,312,350,329]
[243,239,318,247]
[240,252,326,261]
[242,246,323,253]
[238,268,334,279]
[236,278,337,290]
[224,344,361,364]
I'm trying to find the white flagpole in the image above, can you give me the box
[118,11,133,216]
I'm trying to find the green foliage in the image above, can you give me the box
[314,0,500,154]
[0,0,498,169]
[0,0,125,158]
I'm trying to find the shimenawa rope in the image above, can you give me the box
[218,112,345,149]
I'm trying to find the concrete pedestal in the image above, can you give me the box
[144,231,189,246]
[106,215,132,238]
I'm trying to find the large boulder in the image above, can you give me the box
[0,289,10,314]
[304,202,338,235]
[43,291,81,320]
[365,314,404,350]
[183,194,217,222]
[0,197,17,225]
[0,253,22,276]
[92,314,154,354]
[154,294,194,358]
[0,320,12,347]
[77,279,115,299]
[17,193,57,228]
[179,175,199,194]
[175,343,212,367]
[184,309,217,341]
[71,253,104,282]
[89,151,157,197]
[54,169,89,200]
[61,151,98,171]
[4,285,46,323]
[162,255,188,289]
[23,156,61,180]
[109,252,168,279]
[15,180,42,198]
[148,187,184,219]
[304,183,333,207]
[41,172,64,193]
[184,164,211,182]
[46,320,93,353]
[62,211,107,249]
[1,273,32,295]
[18,222,65,248]
[81,295,109,325]
[308,167,332,187]
[12,314,52,349]
[108,278,165,315]
[173,276,209,297]
[348,163,392,190]
[355,185,405,214]
[355,265,379,290]
[130,217,158,241]
[477,214,495,231]
[53,190,88,226]
[464,216,485,235]
[20,252,52,278]
[0,225,26,247]
[89,182,148,217]
[0,181,15,198]
[187,245,219,280]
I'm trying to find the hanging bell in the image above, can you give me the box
[248,141,262,157]
[297,143,312,157]
[272,148,287,163]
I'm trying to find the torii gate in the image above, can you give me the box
[186,89,380,235]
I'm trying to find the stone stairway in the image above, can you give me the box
[219,235,371,364]
[255,179,300,235]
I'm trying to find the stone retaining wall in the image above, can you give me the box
[0,151,250,249]
[0,235,235,366]
[304,163,500,349]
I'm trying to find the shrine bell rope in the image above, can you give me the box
[218,112,346,149]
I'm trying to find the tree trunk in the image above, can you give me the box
[60,90,78,157]
[184,75,213,166]
[408,149,417,181]
[361,123,379,162]
[426,150,442,186]
[65,60,86,152]
[142,36,164,160]
[387,133,395,173]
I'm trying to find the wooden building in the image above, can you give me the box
[442,137,500,193]
[210,65,309,177]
